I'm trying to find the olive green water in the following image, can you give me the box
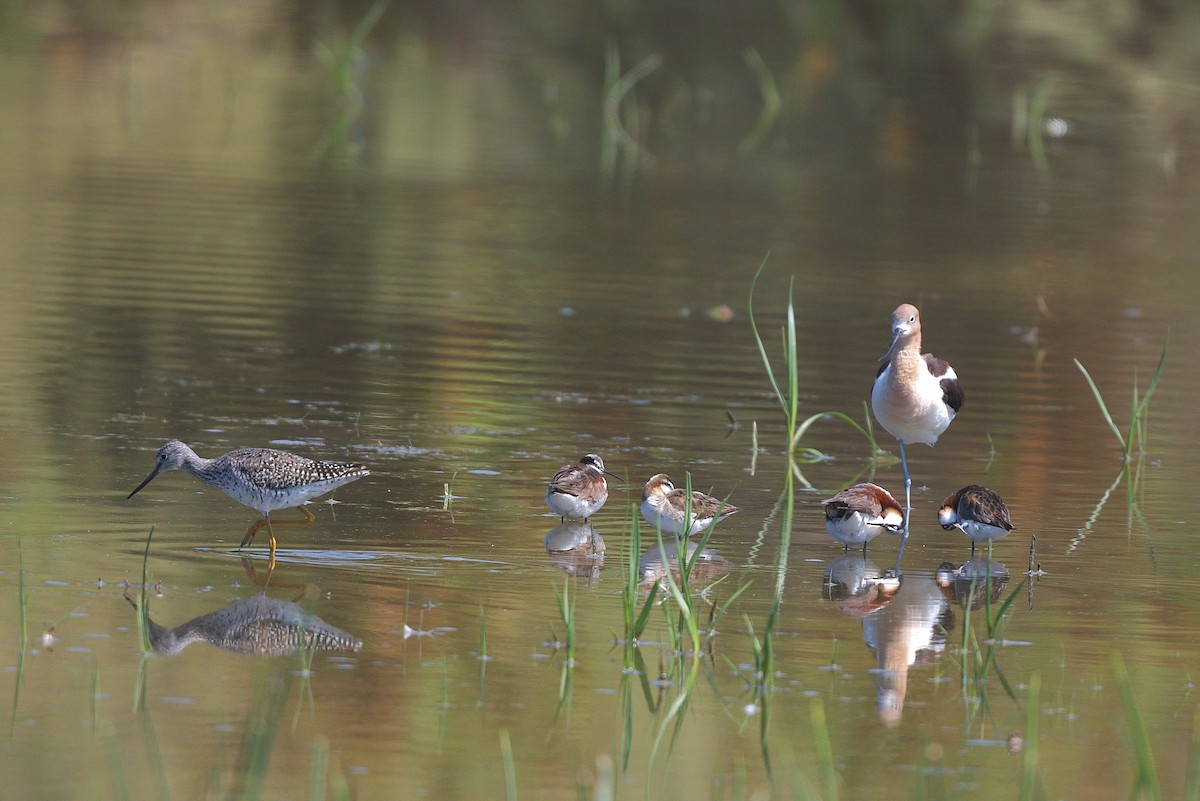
[3,3,1200,799]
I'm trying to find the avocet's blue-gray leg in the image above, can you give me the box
[894,439,912,573]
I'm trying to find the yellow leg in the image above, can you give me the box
[239,506,315,568]
[265,516,277,570]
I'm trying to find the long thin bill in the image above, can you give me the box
[879,329,901,361]
[127,466,162,499]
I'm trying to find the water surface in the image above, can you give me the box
[3,4,1200,799]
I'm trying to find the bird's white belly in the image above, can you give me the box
[548,490,602,519]
[871,370,954,446]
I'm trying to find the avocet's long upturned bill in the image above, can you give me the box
[640,473,739,538]
[870,303,964,531]
[545,454,620,522]
[938,484,1013,554]
[127,440,369,564]
[822,482,905,555]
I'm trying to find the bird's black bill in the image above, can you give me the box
[127,467,162,499]
[879,329,902,361]
[601,468,623,482]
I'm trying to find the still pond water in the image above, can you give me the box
[3,4,1200,800]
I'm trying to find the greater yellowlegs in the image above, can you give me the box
[545,454,620,521]
[128,439,369,563]
[938,484,1013,554]
[639,473,739,538]
[822,482,905,555]
[871,303,964,539]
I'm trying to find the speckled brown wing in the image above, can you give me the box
[667,488,738,518]
[956,485,1013,530]
[823,484,884,520]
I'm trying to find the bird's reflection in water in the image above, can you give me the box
[935,558,1010,609]
[822,554,901,617]
[824,559,952,727]
[126,592,362,657]
[637,539,729,586]
[544,521,606,578]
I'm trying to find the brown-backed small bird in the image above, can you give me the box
[822,483,905,555]
[545,454,620,522]
[640,473,739,538]
[938,484,1013,554]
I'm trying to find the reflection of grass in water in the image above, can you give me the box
[311,0,390,161]
[477,606,490,706]
[437,656,450,754]
[134,659,172,800]
[748,261,829,791]
[552,578,576,722]
[231,664,294,800]
[499,729,518,801]
[739,48,781,156]
[1018,673,1042,801]
[958,573,1025,721]
[627,472,742,787]
[618,506,658,773]
[810,698,838,801]
[292,638,316,733]
[601,43,662,192]
[310,735,352,801]
[1113,654,1162,801]
[1073,338,1167,560]
[128,526,171,799]
[644,474,711,777]
[1187,707,1200,801]
[310,736,331,800]
[621,509,658,647]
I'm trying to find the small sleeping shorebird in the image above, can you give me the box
[822,483,905,555]
[545,454,621,522]
[938,484,1013,555]
[128,440,369,566]
[871,303,964,550]
[640,473,739,538]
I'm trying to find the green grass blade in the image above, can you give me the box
[137,526,155,654]
[1132,334,1168,421]
[748,254,787,416]
[1129,335,1168,456]
[786,276,799,439]
[790,409,874,453]
[1074,358,1126,450]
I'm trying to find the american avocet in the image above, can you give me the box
[640,473,739,538]
[938,484,1013,555]
[870,303,964,536]
[821,482,905,555]
[128,440,369,566]
[545,454,620,522]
